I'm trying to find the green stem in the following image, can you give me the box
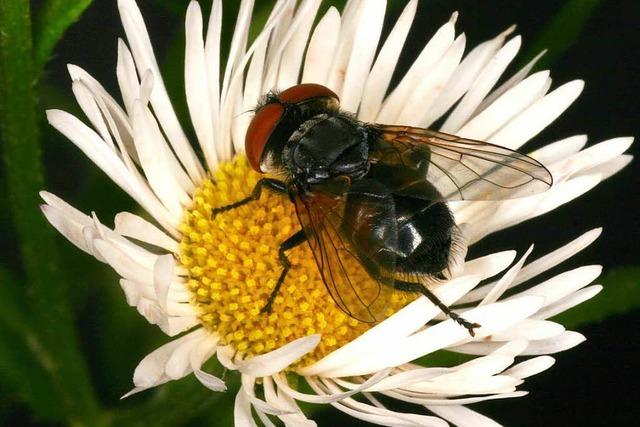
[0,1,102,425]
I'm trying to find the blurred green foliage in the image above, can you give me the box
[0,0,635,426]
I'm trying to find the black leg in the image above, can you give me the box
[211,178,287,216]
[261,230,307,313]
[393,279,480,336]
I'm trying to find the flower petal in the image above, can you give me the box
[441,35,521,133]
[301,6,341,84]
[118,0,205,181]
[185,1,218,171]
[114,212,179,252]
[358,0,417,121]
[239,334,320,377]
[427,405,503,427]
[488,80,584,150]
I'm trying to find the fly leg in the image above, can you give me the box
[211,178,287,216]
[393,279,480,336]
[261,230,307,314]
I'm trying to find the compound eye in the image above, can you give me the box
[245,102,284,172]
[278,83,339,104]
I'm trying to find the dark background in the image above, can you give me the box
[8,0,640,425]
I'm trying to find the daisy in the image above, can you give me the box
[41,0,633,425]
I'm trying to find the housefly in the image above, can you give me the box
[212,84,553,335]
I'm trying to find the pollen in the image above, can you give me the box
[179,156,414,367]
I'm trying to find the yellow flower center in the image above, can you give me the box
[179,156,414,366]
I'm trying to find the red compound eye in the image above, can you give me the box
[245,102,284,172]
[278,83,339,104]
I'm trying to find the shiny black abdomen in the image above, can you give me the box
[342,178,455,281]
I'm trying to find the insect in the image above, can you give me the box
[212,83,553,335]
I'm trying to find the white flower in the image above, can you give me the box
[41,0,633,426]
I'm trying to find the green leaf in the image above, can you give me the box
[521,0,603,69]
[553,266,640,329]
[0,1,102,425]
[0,267,62,420]
[112,370,238,427]
[0,322,64,421]
[0,266,33,336]
[32,0,94,76]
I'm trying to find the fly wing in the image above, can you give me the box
[374,125,553,201]
[292,182,395,323]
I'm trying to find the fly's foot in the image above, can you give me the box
[260,300,274,315]
[450,312,480,337]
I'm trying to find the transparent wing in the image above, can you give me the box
[292,183,396,323]
[373,125,554,201]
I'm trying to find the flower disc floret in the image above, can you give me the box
[179,156,413,365]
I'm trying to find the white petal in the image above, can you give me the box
[488,80,584,150]
[241,375,294,416]
[308,378,448,427]
[490,319,565,341]
[514,228,601,287]
[300,275,481,377]
[581,154,633,181]
[131,99,191,216]
[503,355,555,379]
[338,0,386,112]
[301,6,341,84]
[41,204,92,255]
[217,345,239,370]
[275,0,321,89]
[453,331,585,356]
[533,284,602,320]
[239,335,320,377]
[424,25,515,127]
[399,34,466,126]
[461,250,516,280]
[116,39,139,116]
[93,238,150,285]
[204,0,222,136]
[194,369,227,392]
[132,329,205,388]
[530,134,588,165]
[507,265,602,306]
[427,405,503,427]
[441,36,522,133]
[377,21,456,123]
[551,137,633,182]
[326,296,544,377]
[523,331,586,355]
[477,49,547,113]
[386,390,527,406]
[234,387,258,427]
[153,254,174,311]
[165,333,204,379]
[274,369,390,404]
[480,246,532,306]
[222,0,254,106]
[117,0,204,182]
[71,80,115,151]
[473,175,601,241]
[358,0,417,122]
[47,110,137,203]
[185,1,218,171]
[219,1,289,155]
[456,70,550,140]
[114,212,179,252]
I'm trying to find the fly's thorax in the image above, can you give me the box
[258,96,340,174]
[284,113,372,184]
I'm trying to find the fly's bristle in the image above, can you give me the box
[254,90,281,111]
